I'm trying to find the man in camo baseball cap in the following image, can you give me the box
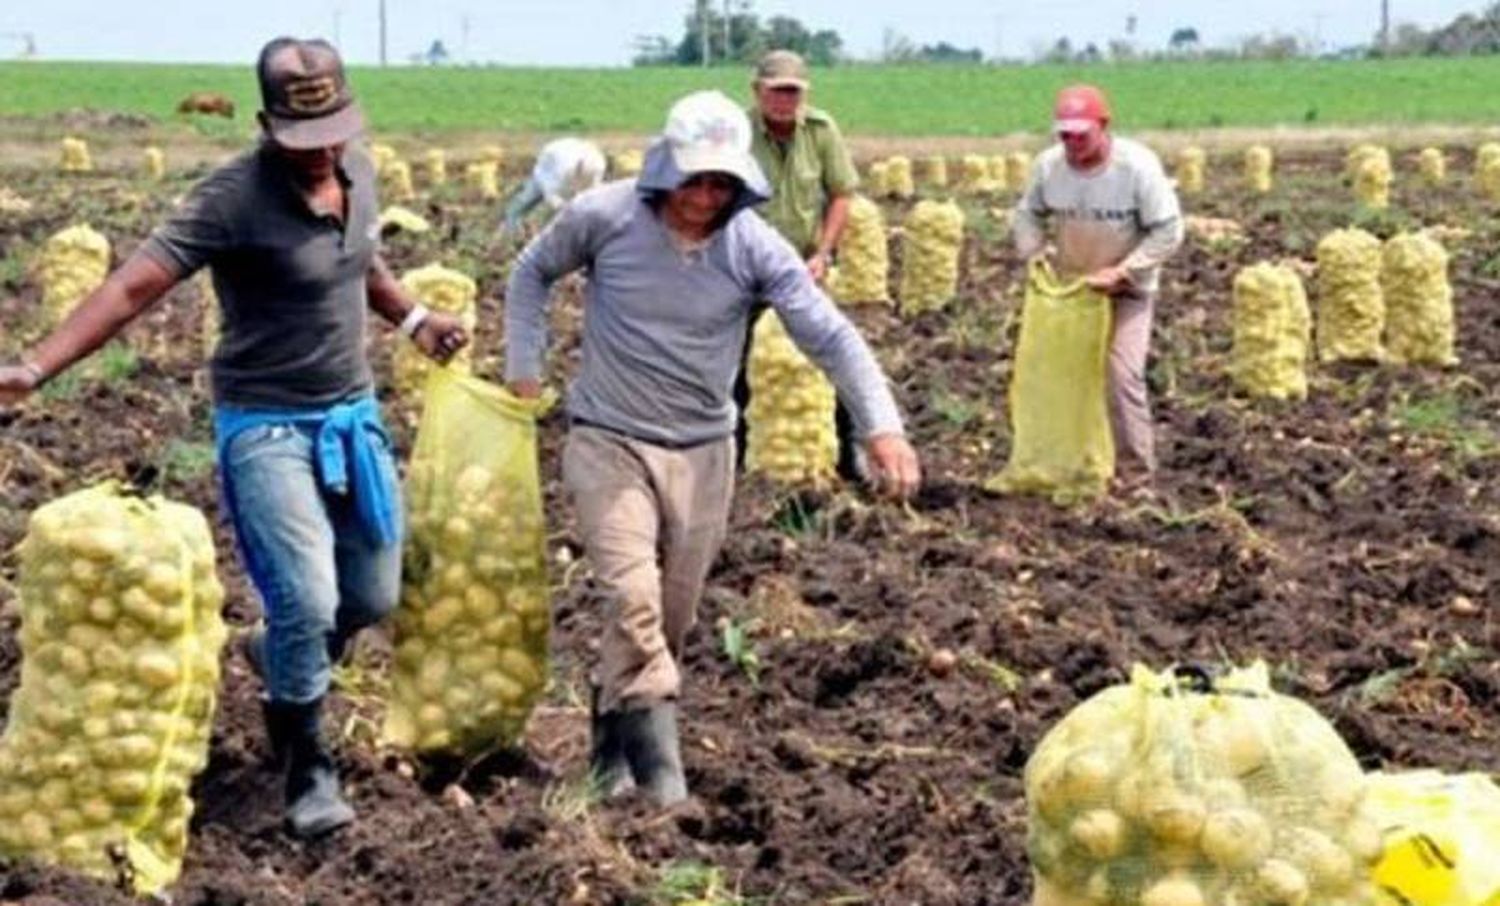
[256,37,365,149]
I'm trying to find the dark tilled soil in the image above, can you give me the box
[0,146,1497,905]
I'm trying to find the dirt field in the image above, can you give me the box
[0,142,1497,904]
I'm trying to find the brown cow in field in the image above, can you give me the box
[176,92,235,118]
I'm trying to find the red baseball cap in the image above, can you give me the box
[1054,84,1111,133]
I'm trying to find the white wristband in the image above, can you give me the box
[398,304,431,339]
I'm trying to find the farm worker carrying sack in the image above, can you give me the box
[500,136,607,233]
[1012,84,1184,494]
[0,36,471,841]
[737,49,866,482]
[504,89,921,807]
[1026,662,1384,906]
[986,260,1115,503]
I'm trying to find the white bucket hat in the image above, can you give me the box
[638,90,770,204]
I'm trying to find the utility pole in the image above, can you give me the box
[698,0,710,66]
[461,13,471,63]
[379,0,388,66]
[722,0,731,62]
[1380,0,1390,53]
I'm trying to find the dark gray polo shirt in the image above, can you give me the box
[141,142,381,408]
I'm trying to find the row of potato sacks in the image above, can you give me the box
[0,483,228,895]
[866,151,1032,199]
[818,193,965,316]
[1232,228,1456,399]
[372,142,505,202]
[52,137,172,180]
[1314,228,1455,366]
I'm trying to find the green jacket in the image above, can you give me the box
[748,105,860,256]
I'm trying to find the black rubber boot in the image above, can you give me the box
[589,689,637,799]
[616,703,687,806]
[264,699,356,839]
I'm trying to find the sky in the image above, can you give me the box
[0,0,1484,66]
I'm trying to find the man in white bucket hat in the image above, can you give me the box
[504,90,920,806]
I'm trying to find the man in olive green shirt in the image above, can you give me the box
[735,49,863,479]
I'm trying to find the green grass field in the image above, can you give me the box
[3,56,1500,136]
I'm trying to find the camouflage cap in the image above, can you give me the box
[754,49,809,89]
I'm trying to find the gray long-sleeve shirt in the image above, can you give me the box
[505,180,905,447]
[1013,137,1184,298]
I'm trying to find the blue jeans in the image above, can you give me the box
[222,422,402,704]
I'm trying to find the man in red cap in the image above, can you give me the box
[0,37,470,838]
[1013,83,1184,488]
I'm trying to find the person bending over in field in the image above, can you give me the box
[0,37,469,839]
[498,136,607,234]
[503,90,921,807]
[737,49,865,480]
[1012,84,1184,491]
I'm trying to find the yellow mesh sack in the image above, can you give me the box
[1346,144,1382,179]
[59,137,92,173]
[1365,771,1500,906]
[610,149,643,177]
[746,310,837,485]
[1027,663,1383,906]
[1176,147,1206,196]
[1354,149,1393,210]
[1381,233,1456,367]
[1418,148,1446,187]
[886,156,916,199]
[986,261,1113,502]
[989,155,1009,190]
[0,482,227,895]
[39,224,110,326]
[1231,262,1311,401]
[868,160,892,197]
[958,154,999,194]
[919,155,949,189]
[424,148,447,188]
[1244,146,1273,194]
[1007,152,1033,193]
[1316,228,1386,362]
[1476,144,1500,203]
[393,264,479,398]
[370,143,398,174]
[465,160,501,200]
[143,147,166,181]
[382,159,416,203]
[833,195,890,305]
[898,199,965,314]
[384,369,555,753]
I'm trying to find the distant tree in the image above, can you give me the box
[1237,31,1307,60]
[643,1,842,66]
[631,34,676,66]
[1080,42,1103,62]
[424,39,450,66]
[1169,27,1200,52]
[1108,39,1138,62]
[916,41,983,63]
[881,27,919,63]
[1043,36,1074,63]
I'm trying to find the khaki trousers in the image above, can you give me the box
[1108,294,1156,473]
[562,425,735,714]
